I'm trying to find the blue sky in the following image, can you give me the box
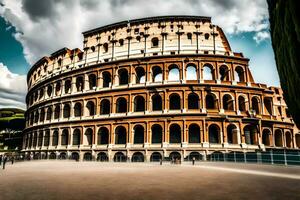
[0,0,279,109]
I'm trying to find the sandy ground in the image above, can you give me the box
[0,161,300,200]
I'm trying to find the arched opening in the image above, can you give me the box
[39,108,45,122]
[132,152,144,162]
[203,64,214,80]
[264,97,273,115]
[135,67,145,84]
[97,127,109,145]
[71,152,79,160]
[296,134,300,148]
[168,64,180,81]
[55,81,61,96]
[152,94,162,111]
[151,124,163,144]
[227,124,238,144]
[244,125,258,145]
[100,99,110,115]
[188,93,199,109]
[76,76,84,92]
[52,130,58,146]
[59,152,67,160]
[235,66,245,82]
[186,64,197,80]
[49,152,56,159]
[133,125,144,144]
[150,152,162,162]
[54,105,60,119]
[38,131,43,147]
[61,129,69,146]
[102,71,111,88]
[206,93,217,109]
[188,152,203,161]
[34,111,39,123]
[86,101,95,116]
[74,102,82,117]
[83,153,93,161]
[169,124,181,143]
[116,97,127,113]
[97,152,108,162]
[115,126,127,144]
[73,129,81,146]
[262,129,271,146]
[63,104,70,118]
[85,128,93,146]
[134,96,145,112]
[88,74,97,90]
[47,85,53,97]
[39,88,44,99]
[151,37,159,47]
[118,68,129,85]
[209,124,220,144]
[169,152,181,161]
[103,43,108,52]
[46,106,52,120]
[219,65,229,81]
[285,132,292,148]
[114,152,126,162]
[169,93,181,110]
[238,96,246,112]
[274,129,283,147]
[64,79,71,94]
[223,94,234,111]
[188,124,200,143]
[44,130,50,146]
[251,97,260,114]
[152,66,162,82]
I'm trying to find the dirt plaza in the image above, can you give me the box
[1,161,300,200]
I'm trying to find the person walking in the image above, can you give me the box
[0,155,2,166]
[192,157,195,165]
[3,156,7,170]
[11,156,14,165]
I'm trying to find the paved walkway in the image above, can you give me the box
[0,161,299,200]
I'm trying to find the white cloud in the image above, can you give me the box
[253,31,271,44]
[0,62,27,109]
[0,0,270,65]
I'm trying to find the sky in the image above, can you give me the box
[0,0,279,109]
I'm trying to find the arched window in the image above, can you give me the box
[244,125,258,145]
[169,93,181,110]
[86,101,95,116]
[46,106,52,120]
[204,33,210,40]
[285,131,292,148]
[264,97,273,115]
[88,74,97,90]
[103,43,108,52]
[219,65,229,81]
[34,110,39,123]
[203,64,213,80]
[274,129,283,147]
[227,124,238,144]
[52,130,58,146]
[102,71,111,88]
[39,88,44,99]
[115,126,126,144]
[152,94,162,111]
[38,131,43,147]
[118,68,128,85]
[76,76,84,92]
[187,32,192,40]
[61,129,69,145]
[64,79,71,94]
[206,93,217,109]
[134,96,145,112]
[73,129,81,145]
[97,127,109,145]
[44,130,50,146]
[85,128,93,145]
[188,93,199,109]
[100,99,110,115]
[186,64,197,80]
[116,97,127,113]
[135,67,145,84]
[39,108,45,122]
[188,124,200,143]
[151,37,159,47]
[47,85,53,97]
[262,129,271,146]
[134,125,144,144]
[235,66,245,82]
[295,134,300,148]
[251,97,260,114]
[152,66,162,82]
[169,124,181,143]
[238,96,246,112]
[151,124,163,144]
[63,104,70,118]
[55,81,61,96]
[223,94,234,111]
[74,102,82,117]
[209,124,220,143]
[168,64,180,81]
[54,105,60,119]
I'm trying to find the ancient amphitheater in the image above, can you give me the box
[23,16,300,162]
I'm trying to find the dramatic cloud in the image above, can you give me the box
[0,62,27,109]
[0,0,270,65]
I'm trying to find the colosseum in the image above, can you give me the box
[22,16,300,162]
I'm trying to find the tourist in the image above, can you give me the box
[3,156,7,170]
[11,156,14,165]
[0,155,2,166]
[192,157,195,165]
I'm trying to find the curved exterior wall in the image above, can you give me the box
[23,16,300,161]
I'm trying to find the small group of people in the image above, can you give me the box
[0,155,14,170]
